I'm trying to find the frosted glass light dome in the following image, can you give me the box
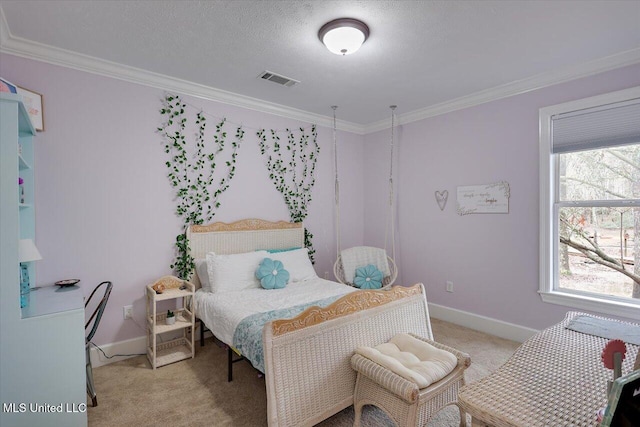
[318,18,370,56]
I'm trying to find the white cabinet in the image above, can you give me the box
[146,283,195,369]
[0,93,87,427]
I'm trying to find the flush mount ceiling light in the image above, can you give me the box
[318,18,370,56]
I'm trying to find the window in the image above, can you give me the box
[539,87,640,320]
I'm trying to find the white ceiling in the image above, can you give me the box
[1,0,639,131]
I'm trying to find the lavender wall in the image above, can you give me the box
[363,63,640,330]
[0,53,365,346]
[3,51,639,345]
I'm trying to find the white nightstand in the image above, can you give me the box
[145,282,195,369]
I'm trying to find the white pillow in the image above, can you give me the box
[269,248,317,282]
[194,258,212,292]
[206,250,269,293]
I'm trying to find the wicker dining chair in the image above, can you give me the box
[85,281,113,407]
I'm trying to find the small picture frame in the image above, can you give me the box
[16,86,44,131]
[600,369,640,426]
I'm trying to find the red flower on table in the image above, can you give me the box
[601,339,626,370]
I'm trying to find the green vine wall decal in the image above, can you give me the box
[158,94,244,278]
[257,126,319,263]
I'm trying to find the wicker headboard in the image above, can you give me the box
[186,219,304,288]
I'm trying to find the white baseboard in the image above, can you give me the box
[89,330,214,368]
[428,303,539,343]
[91,306,535,368]
[89,336,146,368]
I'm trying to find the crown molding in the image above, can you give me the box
[0,6,10,46]
[2,5,638,136]
[0,12,365,135]
[364,48,640,134]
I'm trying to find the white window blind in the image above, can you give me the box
[551,98,640,154]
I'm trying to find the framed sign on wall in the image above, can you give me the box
[456,181,510,215]
[16,86,44,131]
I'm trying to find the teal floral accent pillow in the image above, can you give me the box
[354,264,383,289]
[255,258,290,289]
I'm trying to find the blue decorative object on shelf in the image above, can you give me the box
[18,239,42,309]
[20,263,30,308]
[354,264,383,289]
[255,258,289,289]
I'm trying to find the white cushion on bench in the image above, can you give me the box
[356,333,457,389]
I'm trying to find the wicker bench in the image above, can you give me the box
[351,333,471,426]
[458,312,640,427]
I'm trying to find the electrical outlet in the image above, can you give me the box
[446,281,454,293]
[123,305,133,319]
[324,271,329,279]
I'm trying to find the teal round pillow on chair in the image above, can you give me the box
[256,258,290,289]
[354,264,383,289]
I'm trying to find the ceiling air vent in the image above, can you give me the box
[258,70,299,87]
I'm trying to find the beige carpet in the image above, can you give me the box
[88,319,520,426]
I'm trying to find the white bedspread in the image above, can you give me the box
[194,277,355,346]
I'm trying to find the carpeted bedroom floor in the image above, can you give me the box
[88,318,520,426]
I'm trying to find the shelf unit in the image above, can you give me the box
[1,92,87,427]
[16,98,35,239]
[146,283,195,369]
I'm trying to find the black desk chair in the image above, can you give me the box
[85,281,112,407]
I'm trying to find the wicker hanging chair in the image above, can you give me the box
[334,253,398,287]
[332,106,399,288]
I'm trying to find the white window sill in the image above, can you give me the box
[539,290,640,321]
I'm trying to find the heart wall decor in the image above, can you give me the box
[435,190,448,211]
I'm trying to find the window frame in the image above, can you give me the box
[539,86,640,321]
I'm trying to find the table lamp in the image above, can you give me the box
[18,239,42,308]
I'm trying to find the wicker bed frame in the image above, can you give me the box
[187,219,434,426]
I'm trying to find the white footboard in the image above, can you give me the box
[263,283,432,427]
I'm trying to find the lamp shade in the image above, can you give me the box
[319,18,369,55]
[18,239,42,263]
